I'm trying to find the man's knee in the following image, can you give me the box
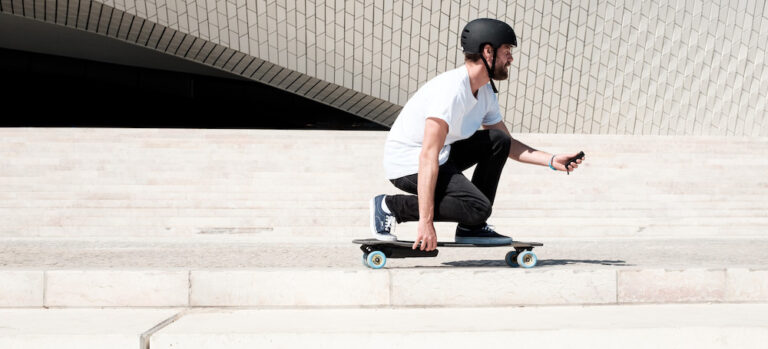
[488,129,512,151]
[465,197,492,226]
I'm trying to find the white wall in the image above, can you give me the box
[2,0,766,135]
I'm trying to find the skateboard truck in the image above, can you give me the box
[565,151,585,175]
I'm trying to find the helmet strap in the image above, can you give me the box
[480,48,499,93]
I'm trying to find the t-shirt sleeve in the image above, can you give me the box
[482,89,504,125]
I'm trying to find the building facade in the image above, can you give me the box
[1,0,766,135]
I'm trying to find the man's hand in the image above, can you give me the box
[413,219,438,251]
[552,152,585,173]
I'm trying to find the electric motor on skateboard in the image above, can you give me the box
[353,238,542,269]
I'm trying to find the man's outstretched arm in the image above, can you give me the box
[483,121,584,172]
[483,121,551,166]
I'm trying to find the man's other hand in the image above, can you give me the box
[553,152,585,172]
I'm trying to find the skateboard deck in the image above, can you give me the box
[353,238,543,269]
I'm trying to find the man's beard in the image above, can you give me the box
[492,60,509,81]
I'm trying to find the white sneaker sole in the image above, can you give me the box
[370,196,397,242]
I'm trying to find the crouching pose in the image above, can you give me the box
[370,18,584,251]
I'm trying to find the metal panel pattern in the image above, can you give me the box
[2,0,767,134]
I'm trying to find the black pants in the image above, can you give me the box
[384,129,512,229]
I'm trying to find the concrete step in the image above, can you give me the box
[1,155,764,166]
[2,212,767,230]
[2,170,767,182]
[1,191,767,202]
[1,238,766,269]
[3,207,766,218]
[1,199,768,210]
[0,146,763,158]
[2,266,767,307]
[8,142,762,152]
[1,177,766,189]
[0,164,763,174]
[148,305,768,349]
[3,224,766,239]
[1,238,767,308]
[2,184,766,196]
[1,129,765,146]
[0,130,763,142]
[0,309,178,349]
[5,305,764,349]
[2,219,766,235]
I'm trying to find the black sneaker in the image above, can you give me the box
[455,224,512,244]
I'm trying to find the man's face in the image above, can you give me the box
[493,44,513,81]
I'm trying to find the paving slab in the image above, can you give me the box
[45,270,189,307]
[0,271,43,306]
[0,267,764,308]
[1,238,766,307]
[0,309,178,349]
[149,304,768,349]
[1,237,766,269]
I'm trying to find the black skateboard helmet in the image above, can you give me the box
[461,18,517,93]
[461,18,517,53]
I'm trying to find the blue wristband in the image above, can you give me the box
[549,154,557,171]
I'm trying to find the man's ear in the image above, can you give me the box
[482,43,494,62]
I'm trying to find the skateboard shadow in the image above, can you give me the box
[536,259,631,267]
[441,259,632,267]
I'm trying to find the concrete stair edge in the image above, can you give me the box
[1,268,767,308]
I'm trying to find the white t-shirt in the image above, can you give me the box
[383,65,504,179]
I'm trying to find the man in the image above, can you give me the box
[370,18,585,252]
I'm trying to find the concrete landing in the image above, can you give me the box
[1,237,767,269]
[0,309,178,349]
[150,304,768,349]
[2,237,768,307]
[2,305,766,349]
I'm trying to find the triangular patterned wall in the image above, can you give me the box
[2,0,766,135]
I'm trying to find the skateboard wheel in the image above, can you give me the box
[516,251,537,268]
[367,251,387,269]
[362,253,369,267]
[504,251,518,267]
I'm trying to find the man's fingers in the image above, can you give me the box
[413,235,437,251]
[428,237,436,251]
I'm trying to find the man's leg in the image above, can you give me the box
[372,129,511,242]
[443,129,513,243]
[384,161,492,226]
[448,129,512,217]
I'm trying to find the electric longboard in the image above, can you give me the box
[353,238,543,269]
